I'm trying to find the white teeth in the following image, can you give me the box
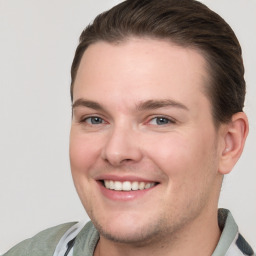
[104,180,110,189]
[109,180,115,189]
[103,180,156,191]
[122,181,132,191]
[114,181,122,191]
[139,182,145,190]
[145,183,151,189]
[131,181,139,190]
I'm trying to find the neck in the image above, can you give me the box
[94,209,221,256]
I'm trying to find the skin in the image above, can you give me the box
[69,38,248,256]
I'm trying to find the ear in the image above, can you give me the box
[218,112,249,175]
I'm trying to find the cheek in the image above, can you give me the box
[145,133,193,172]
[144,131,216,180]
[69,131,102,173]
[69,132,103,207]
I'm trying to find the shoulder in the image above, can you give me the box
[73,221,99,256]
[213,209,255,256]
[3,222,77,256]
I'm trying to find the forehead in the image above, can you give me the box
[73,38,210,112]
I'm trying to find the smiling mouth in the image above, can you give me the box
[102,180,158,191]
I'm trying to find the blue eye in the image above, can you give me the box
[85,117,104,124]
[149,117,173,125]
[156,117,170,125]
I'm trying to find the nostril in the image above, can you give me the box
[123,159,132,162]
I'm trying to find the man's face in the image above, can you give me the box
[70,38,224,244]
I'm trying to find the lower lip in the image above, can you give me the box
[97,181,156,201]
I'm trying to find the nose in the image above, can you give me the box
[101,124,143,166]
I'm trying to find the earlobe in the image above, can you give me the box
[218,112,249,175]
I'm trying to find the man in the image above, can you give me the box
[3,0,254,255]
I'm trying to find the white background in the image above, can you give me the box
[0,0,255,253]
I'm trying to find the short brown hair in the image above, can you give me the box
[70,0,245,125]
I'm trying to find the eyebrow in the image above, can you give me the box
[135,99,189,111]
[72,98,104,111]
[72,98,189,111]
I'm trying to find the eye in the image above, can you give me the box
[83,116,105,125]
[148,116,175,125]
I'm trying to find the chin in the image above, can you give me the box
[94,220,163,245]
[89,209,173,246]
